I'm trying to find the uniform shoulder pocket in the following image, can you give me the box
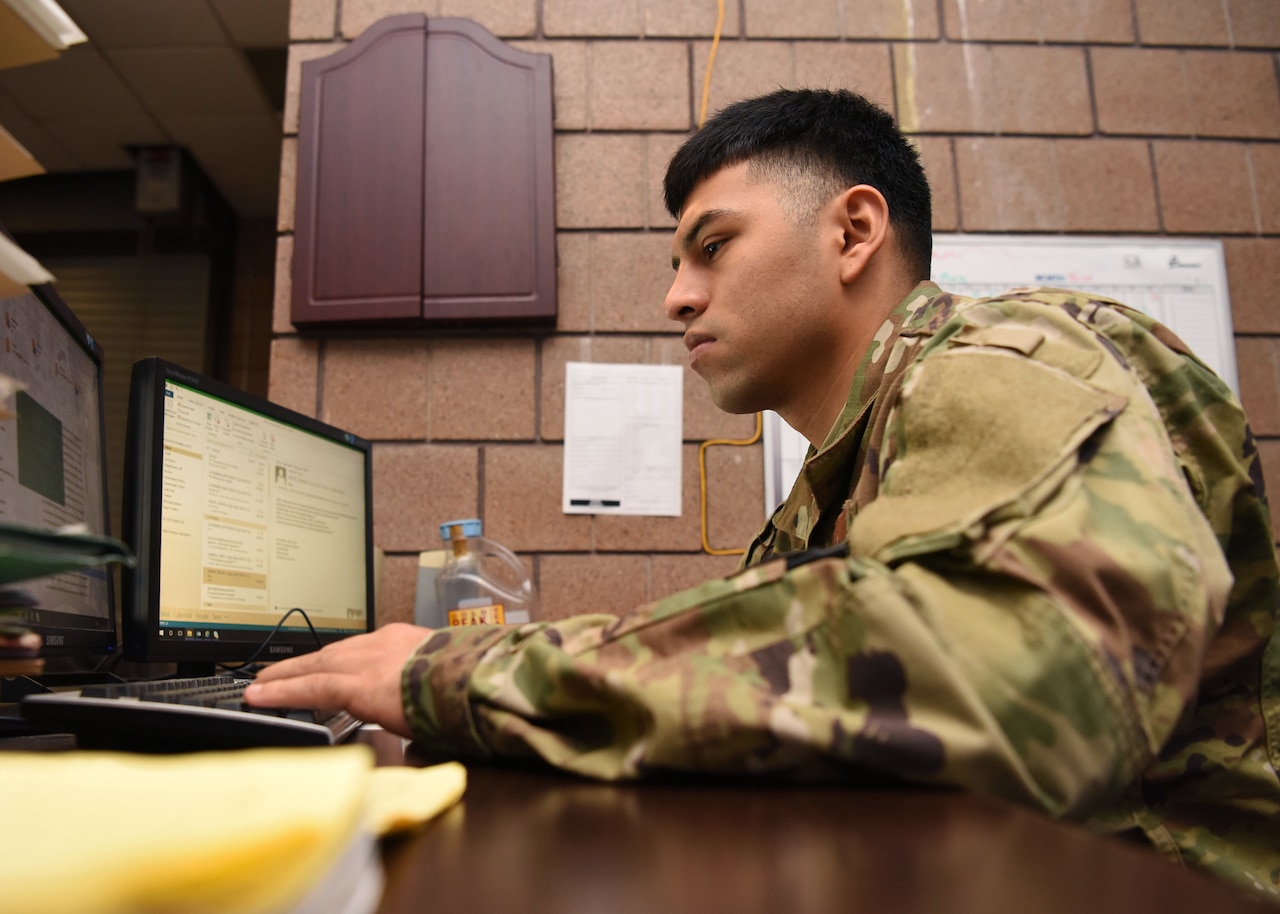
[851,348,1127,563]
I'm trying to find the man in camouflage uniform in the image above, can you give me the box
[249,89,1280,900]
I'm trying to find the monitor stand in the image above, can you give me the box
[174,661,220,679]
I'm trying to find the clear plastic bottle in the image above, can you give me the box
[435,519,536,626]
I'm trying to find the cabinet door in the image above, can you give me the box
[291,15,557,327]
[292,15,425,325]
[421,19,556,322]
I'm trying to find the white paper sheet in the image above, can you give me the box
[562,362,683,516]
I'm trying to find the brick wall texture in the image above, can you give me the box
[277,0,1280,626]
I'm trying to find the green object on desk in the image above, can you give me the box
[0,522,134,586]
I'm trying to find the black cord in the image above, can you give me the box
[219,607,324,674]
[91,647,119,673]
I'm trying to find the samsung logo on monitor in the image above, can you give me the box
[269,645,294,655]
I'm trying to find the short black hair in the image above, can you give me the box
[663,88,933,280]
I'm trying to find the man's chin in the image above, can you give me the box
[707,385,767,416]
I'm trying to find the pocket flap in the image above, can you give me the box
[851,349,1128,562]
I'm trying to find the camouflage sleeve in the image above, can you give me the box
[400,316,1234,817]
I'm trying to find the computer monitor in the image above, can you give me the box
[121,357,373,672]
[0,284,116,657]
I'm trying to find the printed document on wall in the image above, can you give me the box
[562,362,682,516]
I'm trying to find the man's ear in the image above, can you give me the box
[836,185,890,286]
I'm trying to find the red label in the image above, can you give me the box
[447,604,505,626]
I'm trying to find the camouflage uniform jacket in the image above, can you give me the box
[403,282,1280,900]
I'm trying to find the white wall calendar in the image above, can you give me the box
[762,235,1236,515]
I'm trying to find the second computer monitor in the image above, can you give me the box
[0,284,116,658]
[121,358,373,669]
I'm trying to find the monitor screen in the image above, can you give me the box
[0,284,116,657]
[122,357,373,669]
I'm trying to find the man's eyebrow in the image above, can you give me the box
[671,208,736,270]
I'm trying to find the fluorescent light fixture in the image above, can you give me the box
[0,121,43,181]
[2,0,86,51]
[0,232,54,286]
[0,122,34,162]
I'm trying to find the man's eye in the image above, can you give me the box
[703,240,723,258]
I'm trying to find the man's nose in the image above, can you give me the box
[664,268,708,324]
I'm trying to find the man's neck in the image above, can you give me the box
[782,275,921,448]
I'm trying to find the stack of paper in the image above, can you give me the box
[0,745,466,914]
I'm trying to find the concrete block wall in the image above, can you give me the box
[275,0,1280,626]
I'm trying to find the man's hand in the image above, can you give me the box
[243,623,433,738]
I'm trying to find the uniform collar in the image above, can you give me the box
[799,281,946,504]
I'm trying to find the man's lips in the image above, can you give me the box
[684,332,715,357]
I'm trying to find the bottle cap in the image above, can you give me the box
[439,518,483,540]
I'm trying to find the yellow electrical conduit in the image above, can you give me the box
[699,411,763,555]
[693,0,765,557]
[697,0,725,128]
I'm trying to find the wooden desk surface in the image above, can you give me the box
[0,728,1263,913]
[359,731,1266,914]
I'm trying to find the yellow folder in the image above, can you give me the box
[0,745,465,914]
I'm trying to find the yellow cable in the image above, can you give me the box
[698,0,725,128]
[699,411,763,556]
[694,0,758,557]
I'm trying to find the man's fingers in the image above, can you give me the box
[253,635,364,683]
[243,673,349,709]
[255,624,432,685]
[242,624,428,737]
[245,670,412,736]
[251,652,317,683]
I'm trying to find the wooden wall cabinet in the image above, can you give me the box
[292,15,556,327]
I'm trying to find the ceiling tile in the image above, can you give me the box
[166,113,282,219]
[201,165,279,219]
[0,87,28,121]
[57,0,226,48]
[106,46,271,117]
[0,1,293,217]
[0,46,148,120]
[166,111,280,170]
[210,0,289,48]
[42,115,170,171]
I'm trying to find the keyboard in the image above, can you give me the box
[19,674,362,752]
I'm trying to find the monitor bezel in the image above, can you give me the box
[121,356,375,667]
[3,282,119,659]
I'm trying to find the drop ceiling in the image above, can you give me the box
[0,0,289,220]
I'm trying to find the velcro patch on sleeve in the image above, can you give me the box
[851,349,1127,561]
